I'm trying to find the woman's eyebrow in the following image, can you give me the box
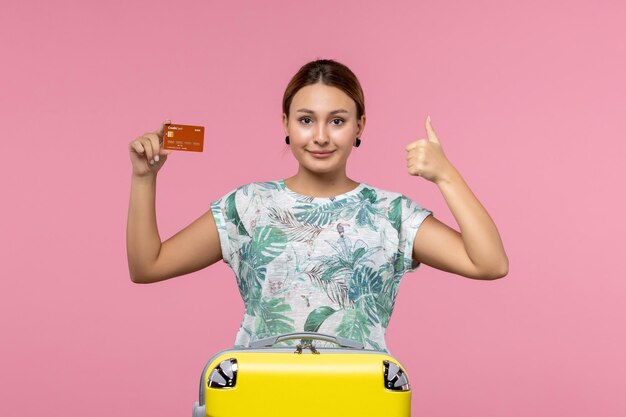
[296,108,349,115]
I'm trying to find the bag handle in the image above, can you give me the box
[248,332,364,349]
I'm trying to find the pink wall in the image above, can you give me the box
[2,0,625,416]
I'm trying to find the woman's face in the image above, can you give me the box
[283,82,365,175]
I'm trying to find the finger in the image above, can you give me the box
[406,146,423,159]
[405,138,427,151]
[130,140,146,155]
[138,136,154,162]
[143,133,162,162]
[407,163,421,177]
[156,119,171,137]
[425,115,440,143]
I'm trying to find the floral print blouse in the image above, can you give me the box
[210,179,432,353]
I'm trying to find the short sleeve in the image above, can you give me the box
[210,188,240,267]
[399,195,433,273]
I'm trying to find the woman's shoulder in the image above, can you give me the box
[219,179,283,202]
[238,179,283,195]
[211,179,273,202]
[361,181,409,201]
[361,182,430,214]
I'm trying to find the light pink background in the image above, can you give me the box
[2,0,625,416]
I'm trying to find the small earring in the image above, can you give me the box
[354,137,361,147]
[285,136,290,145]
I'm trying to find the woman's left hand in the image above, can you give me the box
[405,116,456,184]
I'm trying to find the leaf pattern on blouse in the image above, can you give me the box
[210,179,432,353]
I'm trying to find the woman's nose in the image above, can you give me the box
[314,127,329,144]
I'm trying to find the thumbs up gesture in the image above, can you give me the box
[405,116,454,184]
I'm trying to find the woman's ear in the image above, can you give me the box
[282,113,289,134]
[357,114,366,137]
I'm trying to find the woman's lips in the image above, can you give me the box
[309,150,335,158]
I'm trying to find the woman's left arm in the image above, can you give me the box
[406,116,509,280]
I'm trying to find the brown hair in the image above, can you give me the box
[282,59,365,121]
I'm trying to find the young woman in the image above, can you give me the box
[126,59,508,352]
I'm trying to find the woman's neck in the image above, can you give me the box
[283,171,359,198]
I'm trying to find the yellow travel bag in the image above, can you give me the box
[192,332,412,417]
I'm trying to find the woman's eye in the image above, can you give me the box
[299,117,344,125]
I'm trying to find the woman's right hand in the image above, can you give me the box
[128,119,174,177]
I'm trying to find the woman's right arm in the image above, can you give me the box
[126,120,223,284]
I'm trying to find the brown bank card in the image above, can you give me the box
[162,123,204,152]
